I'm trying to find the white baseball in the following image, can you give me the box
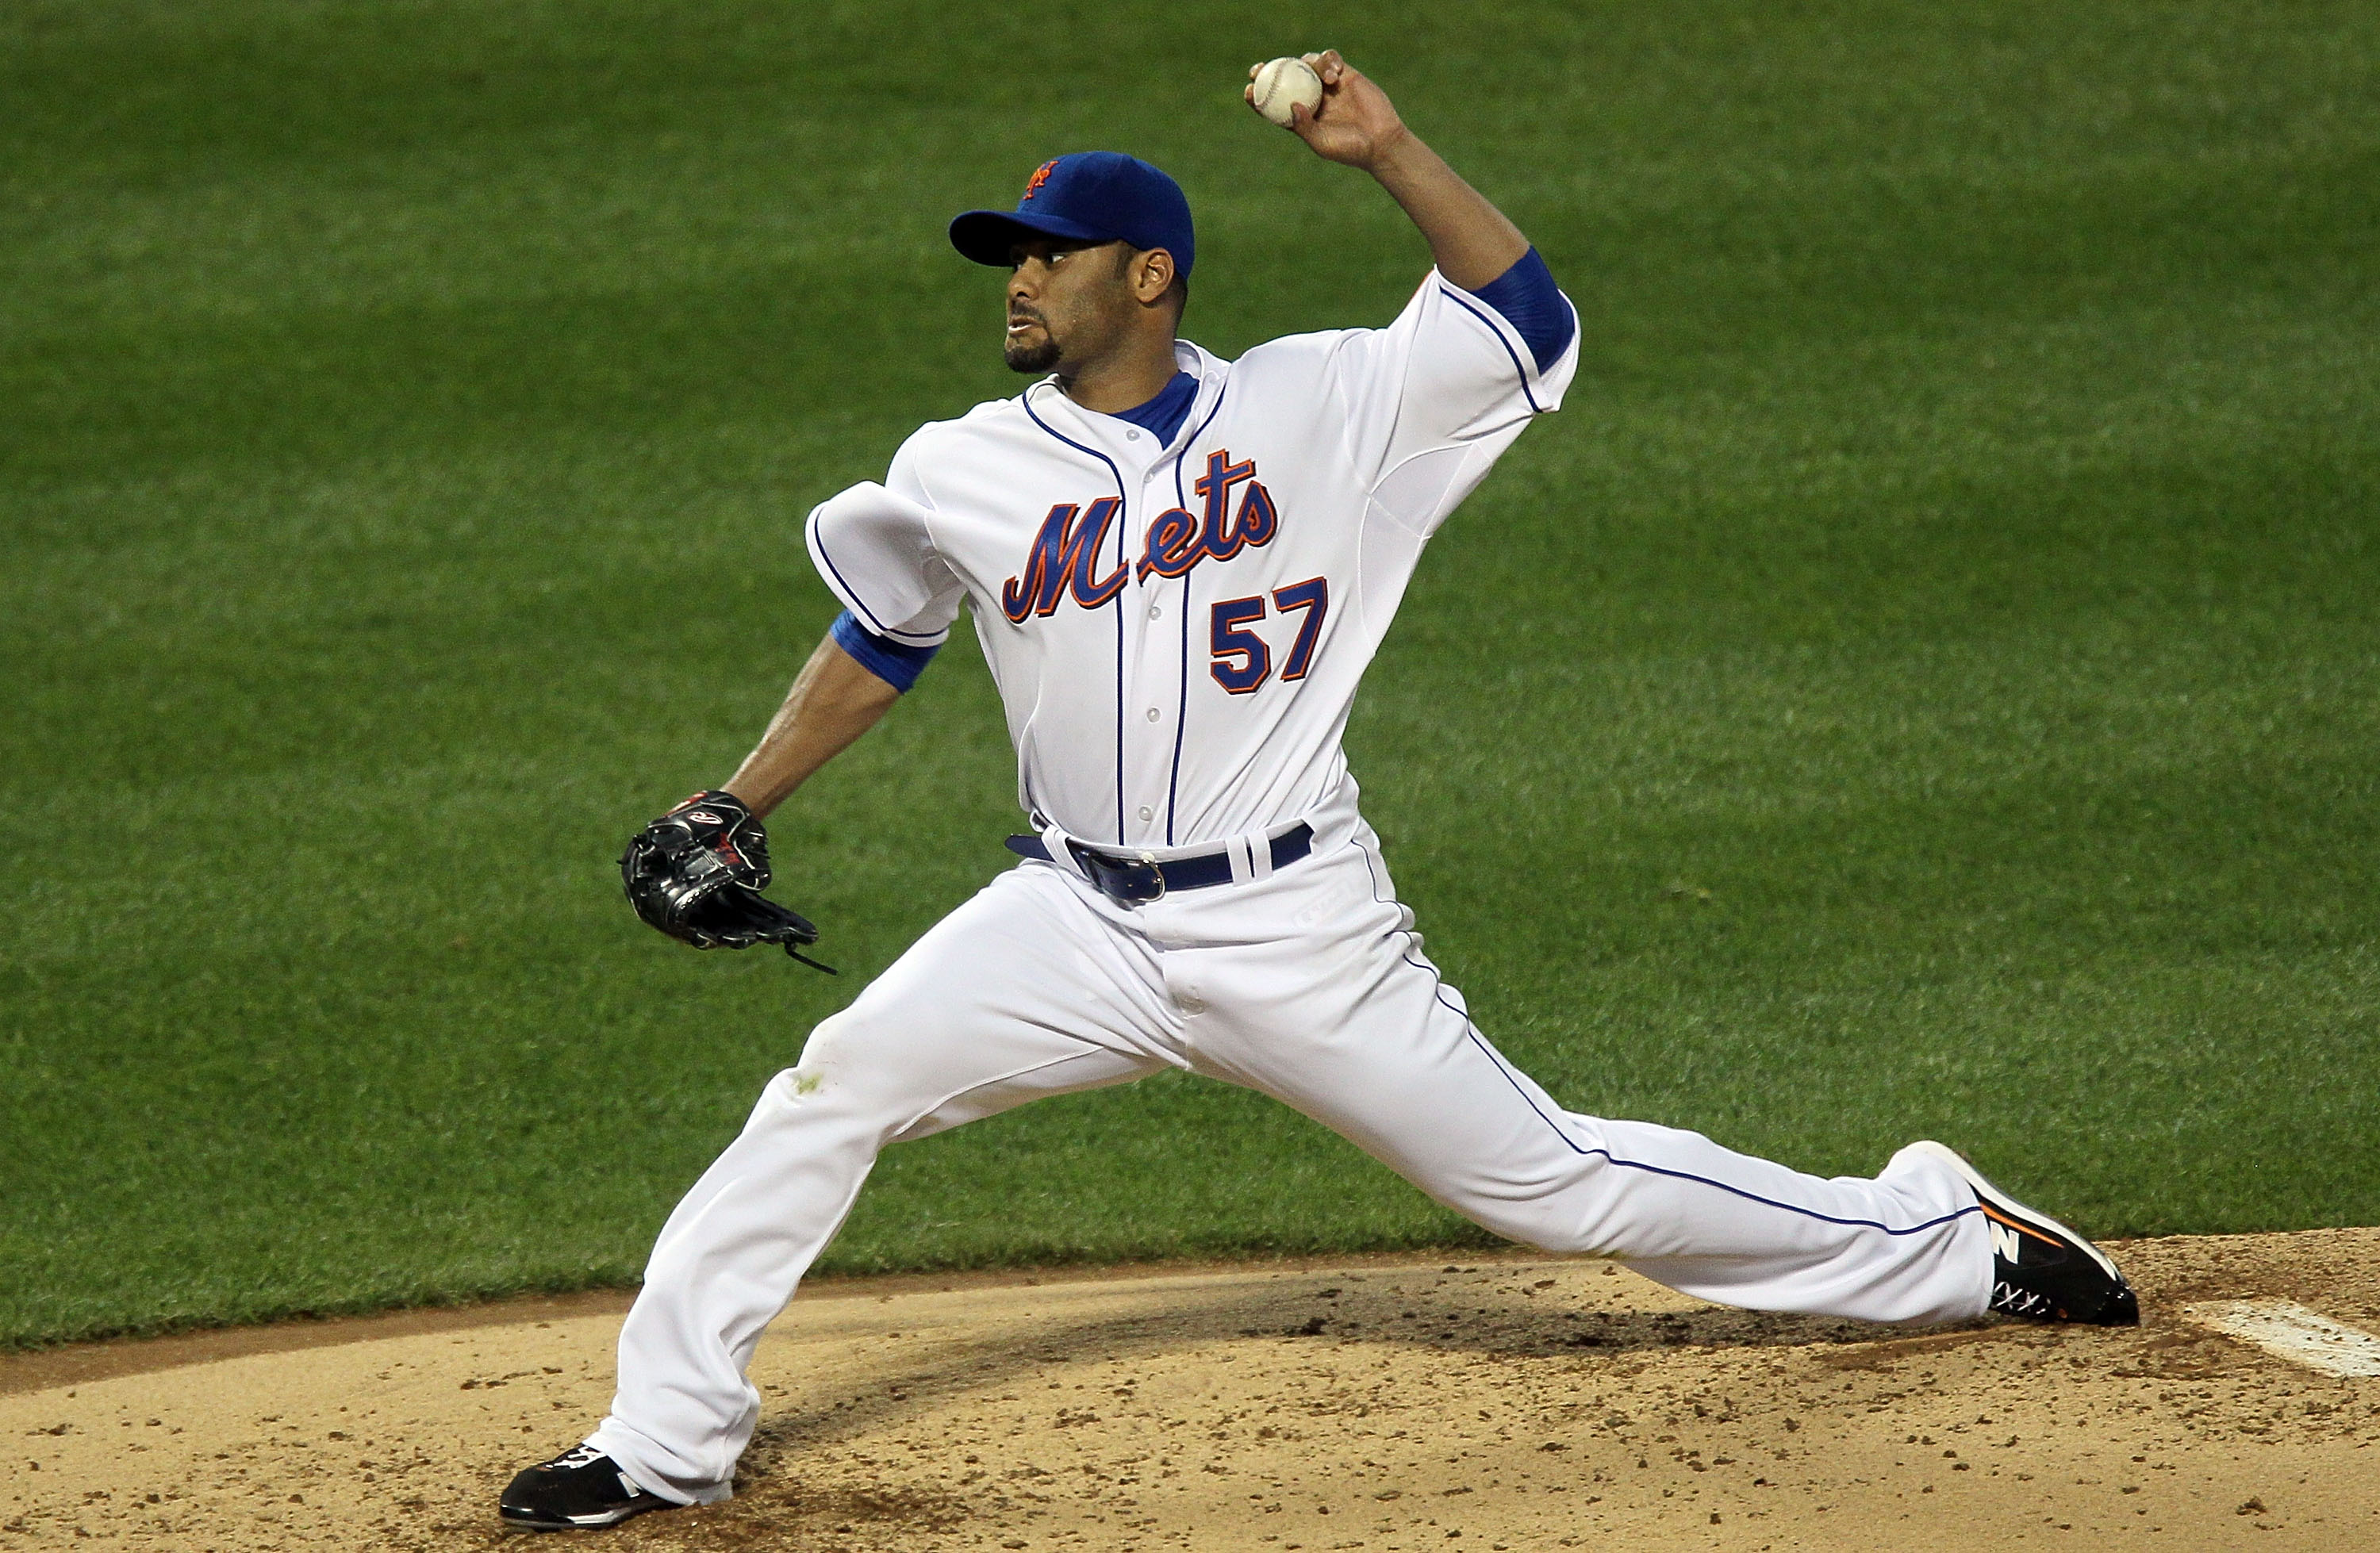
[1250,56,1322,128]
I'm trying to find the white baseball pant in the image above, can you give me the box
[589,800,1991,1504]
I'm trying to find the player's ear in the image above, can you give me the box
[1131,247,1177,307]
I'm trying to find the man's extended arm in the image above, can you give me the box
[720,634,902,818]
[1261,50,1528,290]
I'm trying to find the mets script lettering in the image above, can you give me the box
[1000,451,1280,623]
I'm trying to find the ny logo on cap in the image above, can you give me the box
[1021,159,1058,201]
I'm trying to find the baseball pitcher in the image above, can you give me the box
[501,52,2135,1532]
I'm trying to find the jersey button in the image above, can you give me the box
[1125,429,1141,440]
[1145,707,1161,722]
[1147,604,1161,619]
[1138,805,1154,822]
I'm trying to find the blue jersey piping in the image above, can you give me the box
[1022,387,1132,845]
[1471,247,1576,372]
[808,516,892,637]
[1437,286,1547,415]
[1164,383,1230,845]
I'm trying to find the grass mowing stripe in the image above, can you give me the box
[2,0,2375,1346]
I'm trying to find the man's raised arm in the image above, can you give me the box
[1254,49,1527,290]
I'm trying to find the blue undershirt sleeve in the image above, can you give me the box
[1469,246,1576,373]
[829,608,941,693]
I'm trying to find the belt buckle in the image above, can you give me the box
[1103,849,1165,905]
[1070,842,1167,906]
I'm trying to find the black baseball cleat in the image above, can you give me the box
[500,1443,678,1532]
[1906,1140,2140,1326]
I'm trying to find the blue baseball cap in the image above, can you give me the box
[950,152,1196,278]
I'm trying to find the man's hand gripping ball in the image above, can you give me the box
[620,791,835,972]
[1246,51,1409,171]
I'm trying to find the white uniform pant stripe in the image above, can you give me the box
[591,834,1990,1505]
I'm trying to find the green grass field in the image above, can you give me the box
[3,0,2375,1348]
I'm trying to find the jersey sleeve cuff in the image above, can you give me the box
[1434,260,1580,415]
[803,489,954,646]
[830,609,941,692]
[1468,247,1576,373]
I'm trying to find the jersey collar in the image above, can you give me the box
[1023,340,1229,462]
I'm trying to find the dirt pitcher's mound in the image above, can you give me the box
[6,1233,2379,1551]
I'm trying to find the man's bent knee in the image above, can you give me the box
[743,1010,931,1134]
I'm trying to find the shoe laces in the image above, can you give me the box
[1990,1279,2059,1319]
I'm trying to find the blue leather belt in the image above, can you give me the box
[1004,823,1315,907]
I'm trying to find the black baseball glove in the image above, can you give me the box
[620,790,835,972]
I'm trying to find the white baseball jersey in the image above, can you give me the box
[806,268,1580,849]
